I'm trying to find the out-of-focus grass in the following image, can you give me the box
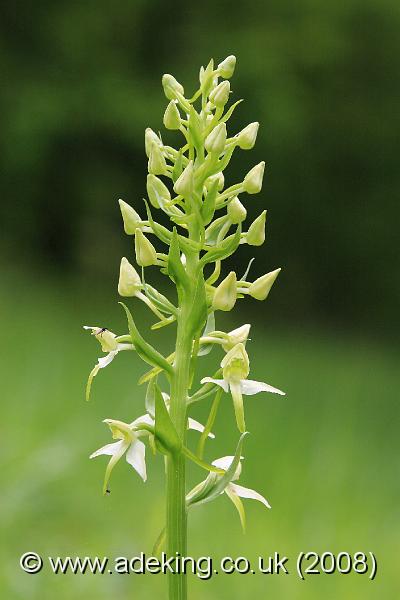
[1,274,398,599]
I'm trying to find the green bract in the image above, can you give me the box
[83,55,285,600]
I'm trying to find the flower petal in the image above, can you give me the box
[126,439,147,482]
[89,440,125,459]
[97,350,118,369]
[229,482,271,509]
[240,379,285,396]
[200,377,229,393]
[225,483,246,532]
[188,417,215,439]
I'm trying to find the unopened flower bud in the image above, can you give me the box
[118,199,142,235]
[209,81,230,107]
[222,324,251,351]
[237,122,259,150]
[248,268,281,301]
[205,122,227,155]
[135,229,157,267]
[118,257,142,297]
[145,128,161,158]
[146,174,171,209]
[163,100,181,130]
[162,74,185,100]
[217,55,236,79]
[212,271,237,312]
[148,142,167,176]
[206,172,224,191]
[174,160,194,197]
[243,161,265,194]
[227,197,247,224]
[246,210,266,246]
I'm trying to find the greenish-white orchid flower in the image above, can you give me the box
[90,418,148,494]
[83,326,133,401]
[186,454,270,531]
[91,404,214,494]
[201,342,284,432]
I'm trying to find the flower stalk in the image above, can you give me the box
[83,55,285,600]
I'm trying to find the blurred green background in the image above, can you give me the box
[1,1,399,598]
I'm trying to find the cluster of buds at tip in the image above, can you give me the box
[84,55,285,530]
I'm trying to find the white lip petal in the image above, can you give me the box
[240,379,285,396]
[126,439,147,482]
[188,417,215,439]
[229,482,271,509]
[200,377,229,393]
[97,350,118,369]
[89,440,124,459]
[83,325,98,330]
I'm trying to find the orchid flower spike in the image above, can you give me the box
[90,419,148,494]
[201,342,285,432]
[83,326,133,401]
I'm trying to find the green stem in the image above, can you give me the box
[166,304,192,600]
